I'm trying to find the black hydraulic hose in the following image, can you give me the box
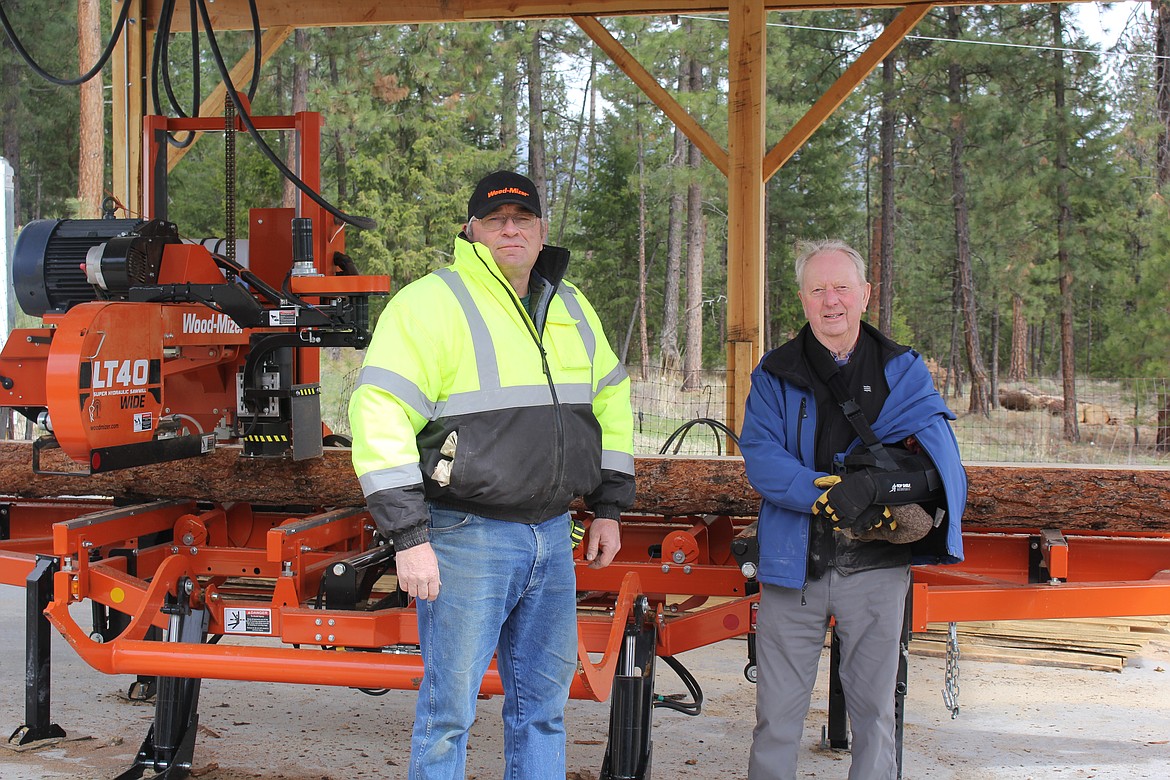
[653,654,704,716]
[192,0,376,231]
[0,0,133,86]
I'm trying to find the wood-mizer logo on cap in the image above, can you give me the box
[488,187,530,198]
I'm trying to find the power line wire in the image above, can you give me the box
[679,12,1166,61]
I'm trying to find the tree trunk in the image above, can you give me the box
[636,113,650,378]
[282,29,309,209]
[946,8,990,415]
[499,22,520,156]
[1009,293,1027,382]
[77,0,103,218]
[990,304,1000,409]
[878,45,897,336]
[526,22,548,205]
[682,55,705,391]
[1157,0,1170,191]
[326,30,348,203]
[4,40,23,223]
[1052,5,1079,442]
[660,64,686,372]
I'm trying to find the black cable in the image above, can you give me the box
[653,654,704,715]
[659,418,741,456]
[192,0,376,232]
[0,0,133,86]
[246,0,261,101]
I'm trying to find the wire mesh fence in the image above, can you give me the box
[2,352,1165,467]
[327,361,1170,465]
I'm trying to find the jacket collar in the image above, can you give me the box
[762,320,909,388]
[454,232,571,292]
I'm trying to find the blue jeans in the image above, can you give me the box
[408,507,577,780]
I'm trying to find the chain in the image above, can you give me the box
[942,621,960,718]
[224,94,237,265]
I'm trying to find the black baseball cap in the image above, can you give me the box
[467,171,542,221]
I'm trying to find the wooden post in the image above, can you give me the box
[725,0,766,453]
[111,0,147,217]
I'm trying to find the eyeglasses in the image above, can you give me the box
[473,212,539,231]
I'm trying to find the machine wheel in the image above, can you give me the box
[323,434,352,447]
[744,663,757,683]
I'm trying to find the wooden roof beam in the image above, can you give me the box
[152,0,1087,31]
[764,3,933,180]
[575,16,729,176]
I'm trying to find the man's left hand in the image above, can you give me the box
[586,517,621,569]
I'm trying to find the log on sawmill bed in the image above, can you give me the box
[0,441,1168,532]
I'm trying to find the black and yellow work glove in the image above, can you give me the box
[811,473,894,535]
[570,517,586,549]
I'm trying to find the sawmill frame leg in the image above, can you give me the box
[600,595,656,780]
[8,554,67,746]
[116,578,209,780]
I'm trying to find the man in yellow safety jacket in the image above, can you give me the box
[349,170,635,780]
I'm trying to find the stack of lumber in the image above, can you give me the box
[911,616,1170,672]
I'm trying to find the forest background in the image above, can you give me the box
[1,1,1168,463]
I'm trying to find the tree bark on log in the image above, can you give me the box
[0,442,1167,533]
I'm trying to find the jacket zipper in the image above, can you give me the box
[474,244,568,520]
[796,397,807,463]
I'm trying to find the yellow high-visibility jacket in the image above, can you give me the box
[349,234,635,549]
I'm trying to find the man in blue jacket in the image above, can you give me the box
[739,239,966,780]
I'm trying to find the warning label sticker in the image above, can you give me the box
[223,608,273,635]
[133,412,153,433]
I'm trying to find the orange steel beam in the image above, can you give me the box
[910,580,1170,632]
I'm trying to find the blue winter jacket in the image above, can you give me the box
[739,324,967,590]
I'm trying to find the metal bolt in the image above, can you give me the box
[183,579,194,595]
[189,547,198,555]
[332,563,347,576]
[209,592,219,602]
[315,618,322,626]
[328,619,336,627]
[327,634,335,643]
[171,546,179,554]
[82,540,94,549]
[741,562,758,579]
[661,564,670,573]
[181,533,194,545]
[315,633,322,642]
[683,565,692,574]
[672,550,686,564]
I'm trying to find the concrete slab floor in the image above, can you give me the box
[1,584,1168,779]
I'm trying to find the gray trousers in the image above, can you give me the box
[748,565,911,780]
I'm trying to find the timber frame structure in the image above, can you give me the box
[108,0,1093,441]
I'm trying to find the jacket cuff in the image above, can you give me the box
[590,503,622,522]
[391,524,430,551]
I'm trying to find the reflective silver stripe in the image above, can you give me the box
[558,286,596,364]
[595,362,628,396]
[437,383,594,417]
[358,464,424,496]
[602,450,635,475]
[436,267,500,390]
[356,365,436,420]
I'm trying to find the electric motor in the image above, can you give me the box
[12,218,178,316]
